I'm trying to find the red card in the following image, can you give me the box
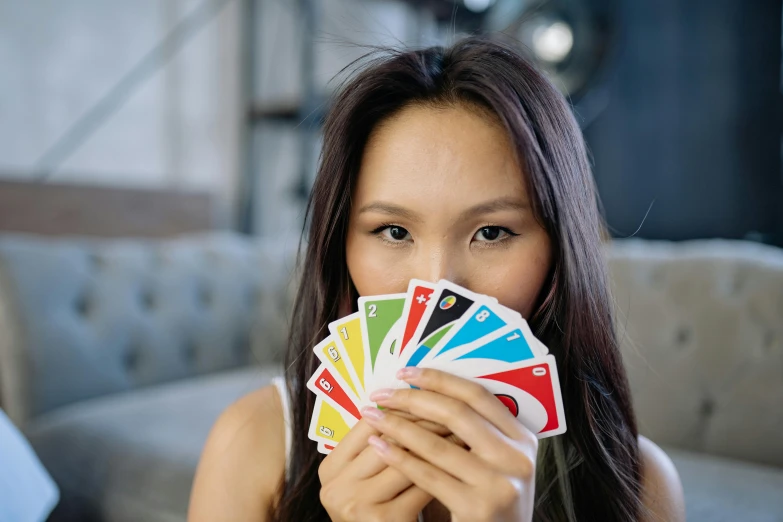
[307,365,361,420]
[473,355,566,438]
[399,282,435,355]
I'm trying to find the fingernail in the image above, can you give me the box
[396,366,422,380]
[361,406,384,421]
[369,388,394,402]
[367,435,390,454]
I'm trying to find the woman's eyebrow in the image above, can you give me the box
[357,202,422,222]
[358,198,528,222]
[458,197,529,221]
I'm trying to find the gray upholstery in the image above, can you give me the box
[0,233,297,427]
[0,233,781,521]
[25,366,280,522]
[609,239,783,469]
[665,447,783,522]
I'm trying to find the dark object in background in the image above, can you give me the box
[582,0,782,245]
[411,0,783,245]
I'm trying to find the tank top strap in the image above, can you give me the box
[271,376,292,478]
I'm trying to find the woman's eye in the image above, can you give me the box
[473,226,510,242]
[380,225,411,242]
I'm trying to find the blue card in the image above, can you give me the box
[452,326,536,362]
[430,304,510,359]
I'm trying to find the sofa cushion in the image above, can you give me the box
[666,447,783,522]
[24,365,282,522]
[20,358,783,522]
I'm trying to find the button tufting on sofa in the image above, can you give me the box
[88,252,105,271]
[611,238,783,471]
[0,235,780,522]
[140,287,156,311]
[233,333,249,360]
[699,397,715,420]
[74,292,92,318]
[763,331,775,351]
[123,347,141,374]
[197,284,212,307]
[675,326,691,348]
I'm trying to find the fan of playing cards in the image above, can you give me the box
[307,279,567,454]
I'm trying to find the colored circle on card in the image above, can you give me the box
[439,295,456,309]
[496,394,519,417]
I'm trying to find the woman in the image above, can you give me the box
[189,36,685,521]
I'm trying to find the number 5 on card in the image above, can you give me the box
[328,312,367,400]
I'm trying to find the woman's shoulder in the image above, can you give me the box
[637,435,686,522]
[188,384,286,522]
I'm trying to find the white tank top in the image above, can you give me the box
[272,376,425,522]
[272,377,292,478]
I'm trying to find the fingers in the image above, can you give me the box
[398,367,534,444]
[384,485,433,517]
[367,435,474,515]
[321,407,466,486]
[342,443,394,480]
[325,405,453,464]
[387,410,451,436]
[342,413,463,481]
[363,466,418,503]
[370,386,509,455]
[362,407,493,485]
[370,370,538,477]
[417,367,520,438]
[319,419,381,486]
[343,429,424,481]
[326,419,379,461]
[388,409,467,448]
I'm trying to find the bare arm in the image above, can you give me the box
[638,435,686,522]
[188,385,286,522]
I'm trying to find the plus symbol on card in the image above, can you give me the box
[416,294,427,304]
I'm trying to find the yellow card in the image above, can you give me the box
[313,336,361,399]
[328,312,366,397]
[308,397,355,444]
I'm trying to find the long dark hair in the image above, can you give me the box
[274,35,642,522]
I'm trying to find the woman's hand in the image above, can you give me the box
[362,367,539,522]
[319,413,454,521]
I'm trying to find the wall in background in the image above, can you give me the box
[7,1,775,242]
[250,0,430,237]
[0,0,424,232]
[0,0,242,226]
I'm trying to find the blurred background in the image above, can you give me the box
[1,1,782,522]
[1,0,780,242]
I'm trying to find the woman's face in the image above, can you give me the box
[346,104,552,318]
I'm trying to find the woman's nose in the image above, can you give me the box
[416,245,465,286]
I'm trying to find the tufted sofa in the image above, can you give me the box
[0,233,782,521]
[0,233,297,522]
[609,239,783,521]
